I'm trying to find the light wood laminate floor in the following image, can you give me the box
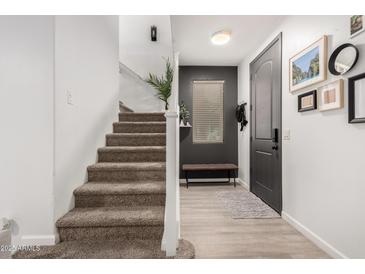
[180,184,330,259]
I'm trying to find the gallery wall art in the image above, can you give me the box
[289,36,327,92]
[290,27,364,123]
[317,79,344,111]
[348,73,365,123]
[350,15,365,38]
[298,90,317,112]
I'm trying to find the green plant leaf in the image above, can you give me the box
[145,58,174,110]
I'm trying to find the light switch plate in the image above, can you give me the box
[67,90,73,105]
[283,128,290,140]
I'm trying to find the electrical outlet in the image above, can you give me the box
[283,128,290,140]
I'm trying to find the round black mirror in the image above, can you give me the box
[329,43,359,75]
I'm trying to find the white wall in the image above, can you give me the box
[0,15,119,246]
[237,64,250,184]
[0,16,55,245]
[118,15,173,112]
[119,64,163,112]
[119,15,173,78]
[54,16,120,222]
[238,15,365,258]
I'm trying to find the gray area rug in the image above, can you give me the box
[216,189,280,219]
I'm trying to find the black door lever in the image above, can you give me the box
[272,128,279,143]
[272,145,279,150]
[272,128,279,151]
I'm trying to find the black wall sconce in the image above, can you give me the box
[151,26,157,42]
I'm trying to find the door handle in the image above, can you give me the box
[272,128,279,143]
[272,128,279,151]
[272,145,279,150]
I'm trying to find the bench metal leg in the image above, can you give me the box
[233,169,236,188]
[185,171,189,189]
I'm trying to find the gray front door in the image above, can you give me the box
[250,33,282,213]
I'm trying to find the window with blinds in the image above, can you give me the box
[192,80,224,144]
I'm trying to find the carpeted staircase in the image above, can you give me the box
[14,111,194,259]
[57,112,167,244]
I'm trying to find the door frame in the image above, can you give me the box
[249,32,282,213]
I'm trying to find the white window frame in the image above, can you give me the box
[192,80,224,144]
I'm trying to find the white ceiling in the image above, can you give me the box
[171,15,287,66]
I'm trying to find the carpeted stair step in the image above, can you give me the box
[106,133,166,146]
[74,181,166,207]
[56,206,165,241]
[98,146,165,162]
[113,122,166,133]
[13,239,195,259]
[87,162,165,182]
[119,112,165,122]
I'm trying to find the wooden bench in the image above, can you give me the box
[182,164,239,188]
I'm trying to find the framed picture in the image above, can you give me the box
[289,36,327,92]
[298,90,317,112]
[349,73,365,123]
[350,15,365,38]
[317,79,344,111]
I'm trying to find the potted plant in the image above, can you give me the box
[179,101,190,126]
[145,58,173,111]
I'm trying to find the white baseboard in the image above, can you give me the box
[21,234,57,246]
[281,211,348,259]
[236,178,249,190]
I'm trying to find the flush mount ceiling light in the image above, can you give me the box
[211,30,231,45]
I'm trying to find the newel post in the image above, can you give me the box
[164,111,178,256]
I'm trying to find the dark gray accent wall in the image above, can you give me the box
[179,66,238,179]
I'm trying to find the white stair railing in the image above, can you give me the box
[163,52,180,256]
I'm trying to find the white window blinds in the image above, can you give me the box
[192,80,224,144]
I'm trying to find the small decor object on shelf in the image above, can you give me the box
[145,58,173,110]
[289,36,327,92]
[298,90,317,112]
[328,43,359,76]
[179,101,191,126]
[317,79,344,112]
[348,72,365,123]
[350,15,365,38]
[180,120,192,127]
